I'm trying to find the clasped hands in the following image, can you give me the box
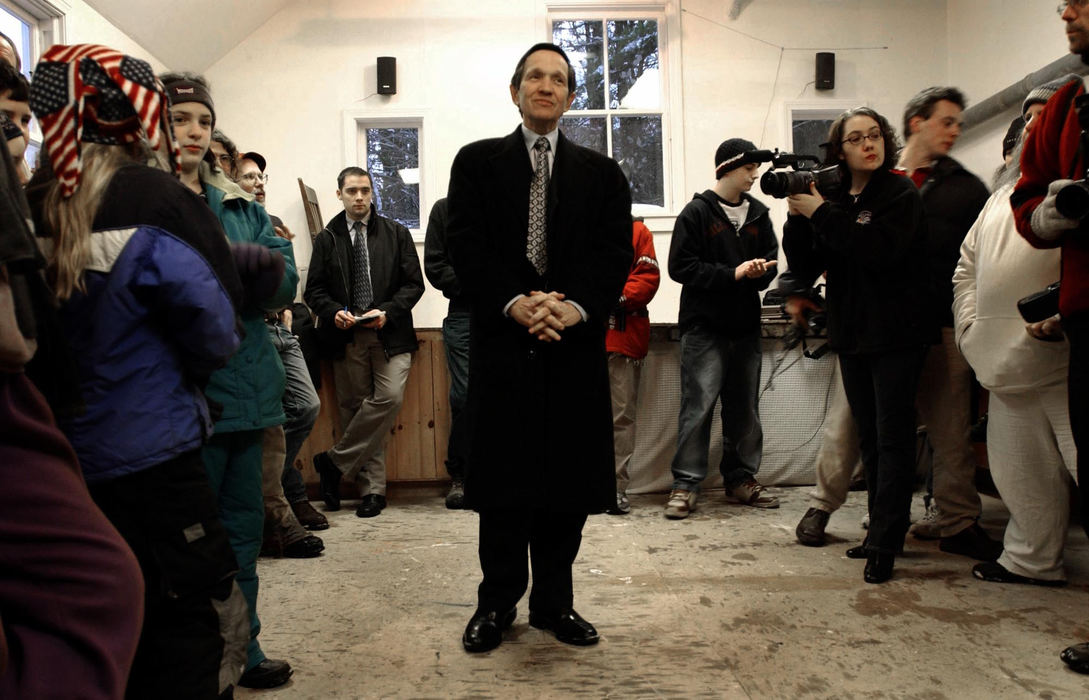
[510,291,581,342]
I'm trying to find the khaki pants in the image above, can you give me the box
[808,357,862,512]
[609,353,642,495]
[329,328,412,497]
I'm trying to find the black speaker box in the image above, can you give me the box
[816,52,835,91]
[377,57,396,95]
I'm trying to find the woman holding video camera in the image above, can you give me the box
[783,107,933,584]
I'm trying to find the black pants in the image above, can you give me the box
[838,347,926,554]
[476,509,587,616]
[1064,314,1089,541]
[90,450,239,700]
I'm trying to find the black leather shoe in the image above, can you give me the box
[282,534,324,558]
[445,480,466,509]
[291,500,329,530]
[796,507,831,547]
[356,493,387,518]
[529,609,599,646]
[462,607,516,653]
[939,522,1002,561]
[864,552,894,584]
[1060,641,1089,674]
[238,658,293,689]
[313,452,342,511]
[845,542,868,559]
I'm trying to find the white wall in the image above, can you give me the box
[64,0,169,73]
[947,0,1073,184]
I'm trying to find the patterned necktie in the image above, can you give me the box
[351,220,373,311]
[527,136,550,275]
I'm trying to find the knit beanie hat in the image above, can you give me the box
[714,138,759,179]
[1002,116,1024,159]
[161,74,216,126]
[1022,73,1081,118]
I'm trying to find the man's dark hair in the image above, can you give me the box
[0,60,29,101]
[337,166,370,190]
[211,129,239,160]
[823,106,901,173]
[901,86,966,140]
[510,42,576,94]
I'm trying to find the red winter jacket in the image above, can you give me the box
[1011,78,1089,320]
[606,220,660,359]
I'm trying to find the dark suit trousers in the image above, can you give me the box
[477,509,588,616]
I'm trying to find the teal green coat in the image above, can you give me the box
[201,164,298,433]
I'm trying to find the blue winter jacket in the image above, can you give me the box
[50,169,242,482]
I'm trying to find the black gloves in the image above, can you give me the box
[230,242,285,308]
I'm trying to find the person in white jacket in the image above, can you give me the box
[952,115,1077,586]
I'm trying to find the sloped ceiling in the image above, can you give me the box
[84,0,294,72]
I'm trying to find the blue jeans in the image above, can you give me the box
[267,323,321,504]
[671,327,763,491]
[442,313,470,481]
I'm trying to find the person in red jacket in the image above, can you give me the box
[1009,0,1089,675]
[605,218,660,514]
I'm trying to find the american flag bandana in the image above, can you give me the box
[29,44,180,198]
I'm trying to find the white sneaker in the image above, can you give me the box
[909,501,943,539]
[664,489,697,519]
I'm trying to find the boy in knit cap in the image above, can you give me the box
[665,138,779,519]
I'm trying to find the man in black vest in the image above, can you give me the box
[304,167,423,518]
[446,43,632,653]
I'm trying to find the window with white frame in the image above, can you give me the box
[550,10,666,209]
[356,120,421,231]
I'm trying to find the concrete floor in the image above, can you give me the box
[238,487,1089,699]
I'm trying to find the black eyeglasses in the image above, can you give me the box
[841,129,883,147]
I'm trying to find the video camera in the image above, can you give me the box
[751,149,843,199]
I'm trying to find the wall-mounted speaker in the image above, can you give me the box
[377,56,397,95]
[816,52,835,91]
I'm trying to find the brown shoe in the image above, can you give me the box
[664,489,697,519]
[291,500,329,531]
[724,479,779,508]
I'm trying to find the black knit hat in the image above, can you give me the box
[714,138,759,179]
[161,75,216,126]
[1002,116,1024,159]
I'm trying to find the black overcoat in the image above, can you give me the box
[446,127,632,513]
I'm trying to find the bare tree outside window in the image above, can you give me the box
[554,17,664,208]
[365,127,420,230]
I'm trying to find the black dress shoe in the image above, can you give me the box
[529,609,599,646]
[356,493,387,518]
[313,452,342,511]
[796,507,831,547]
[462,607,516,653]
[291,500,329,530]
[939,522,1002,561]
[1060,641,1089,674]
[445,480,466,509]
[845,542,867,559]
[864,552,894,584]
[282,534,324,558]
[238,658,293,689]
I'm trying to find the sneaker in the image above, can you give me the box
[664,489,697,519]
[724,479,779,509]
[606,492,630,515]
[795,507,831,546]
[909,500,943,539]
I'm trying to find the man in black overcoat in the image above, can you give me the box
[446,42,632,653]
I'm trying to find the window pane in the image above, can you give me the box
[552,20,605,110]
[365,127,419,229]
[559,116,607,155]
[612,115,663,207]
[607,20,659,110]
[791,119,835,164]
